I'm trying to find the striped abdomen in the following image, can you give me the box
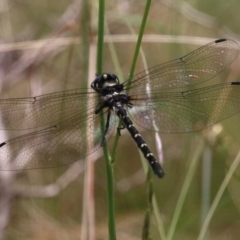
[114,104,164,178]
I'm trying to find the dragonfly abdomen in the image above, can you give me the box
[114,104,164,178]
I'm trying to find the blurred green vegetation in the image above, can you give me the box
[1,0,240,239]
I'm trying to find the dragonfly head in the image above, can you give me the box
[91,73,120,92]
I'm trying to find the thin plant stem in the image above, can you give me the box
[126,0,152,89]
[152,194,166,240]
[80,0,92,239]
[200,146,212,240]
[142,169,153,240]
[167,138,204,240]
[197,150,240,240]
[96,0,116,239]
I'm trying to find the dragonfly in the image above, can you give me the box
[0,38,239,178]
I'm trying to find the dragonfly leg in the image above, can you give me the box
[117,125,125,136]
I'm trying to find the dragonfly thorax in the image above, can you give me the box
[92,73,129,113]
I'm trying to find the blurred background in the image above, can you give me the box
[1,0,240,239]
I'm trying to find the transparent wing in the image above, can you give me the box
[128,82,240,133]
[125,39,239,92]
[0,88,120,170]
[0,88,97,130]
[0,110,119,170]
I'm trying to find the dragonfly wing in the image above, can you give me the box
[0,89,97,130]
[125,39,239,93]
[128,82,240,133]
[0,110,119,170]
